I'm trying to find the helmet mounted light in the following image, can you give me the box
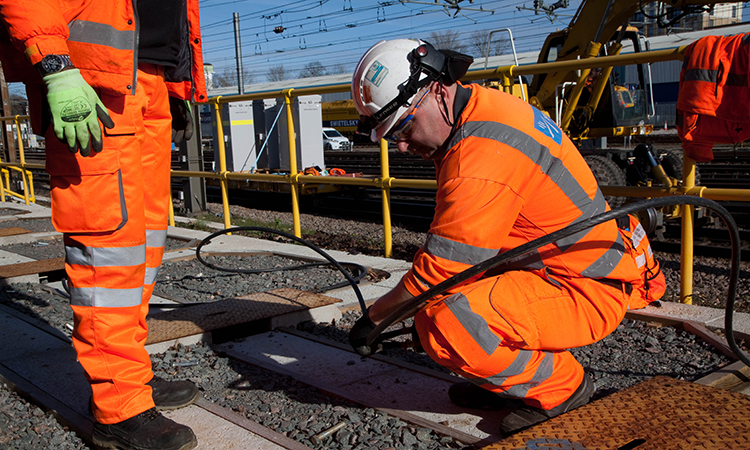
[355,41,473,139]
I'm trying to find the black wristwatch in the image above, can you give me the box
[37,54,74,76]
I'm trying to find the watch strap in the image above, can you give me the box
[37,54,74,76]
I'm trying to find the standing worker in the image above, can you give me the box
[348,39,662,434]
[0,1,206,449]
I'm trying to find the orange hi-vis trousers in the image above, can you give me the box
[46,64,171,424]
[414,269,630,410]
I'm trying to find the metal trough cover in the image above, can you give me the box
[482,376,750,450]
[145,288,340,344]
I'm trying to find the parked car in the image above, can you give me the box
[322,127,352,151]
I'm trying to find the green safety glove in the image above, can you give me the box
[43,68,114,156]
[169,97,193,145]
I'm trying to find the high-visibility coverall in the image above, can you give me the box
[404,84,645,410]
[0,0,206,424]
[677,33,750,162]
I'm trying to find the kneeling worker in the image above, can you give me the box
[348,39,661,434]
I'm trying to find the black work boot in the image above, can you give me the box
[92,407,197,450]
[147,378,200,411]
[499,372,596,435]
[448,381,524,411]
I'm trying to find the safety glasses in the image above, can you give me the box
[383,89,430,143]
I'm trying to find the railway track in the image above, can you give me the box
[13,145,750,257]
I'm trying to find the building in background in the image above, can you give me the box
[632,2,742,36]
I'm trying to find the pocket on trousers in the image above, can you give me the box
[47,93,135,234]
[50,170,126,233]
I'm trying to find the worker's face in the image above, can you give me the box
[386,84,450,160]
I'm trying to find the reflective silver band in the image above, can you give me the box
[483,349,534,385]
[65,244,146,267]
[444,293,501,356]
[146,229,167,249]
[145,266,161,285]
[424,233,499,265]
[446,120,625,277]
[68,20,135,51]
[500,352,554,398]
[69,286,143,308]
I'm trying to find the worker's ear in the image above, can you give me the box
[431,81,451,102]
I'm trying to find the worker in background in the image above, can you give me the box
[0,1,205,449]
[348,39,659,434]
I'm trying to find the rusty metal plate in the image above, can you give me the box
[146,288,340,344]
[0,257,64,279]
[482,376,750,450]
[0,227,30,237]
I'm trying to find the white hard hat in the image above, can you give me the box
[352,39,426,142]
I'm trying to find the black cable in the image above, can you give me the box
[195,227,367,309]
[364,196,746,367]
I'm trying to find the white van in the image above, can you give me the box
[322,127,352,151]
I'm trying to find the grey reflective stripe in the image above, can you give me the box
[683,68,719,83]
[69,286,143,307]
[483,350,534,386]
[449,121,592,222]
[581,232,625,278]
[145,266,161,285]
[146,229,168,249]
[683,69,748,87]
[494,248,545,272]
[444,294,501,356]
[556,191,608,252]
[65,244,146,267]
[68,20,135,51]
[116,170,128,230]
[501,351,555,398]
[424,233,499,265]
[449,121,621,274]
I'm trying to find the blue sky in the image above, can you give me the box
[7,0,750,97]
[199,0,582,83]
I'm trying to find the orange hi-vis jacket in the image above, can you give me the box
[408,84,650,410]
[677,33,750,162]
[402,83,643,299]
[0,0,206,101]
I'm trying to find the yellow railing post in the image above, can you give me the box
[680,154,697,304]
[168,190,175,227]
[13,116,31,205]
[213,97,233,231]
[0,167,6,202]
[284,89,302,238]
[379,139,393,258]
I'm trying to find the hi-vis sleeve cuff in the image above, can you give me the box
[24,38,71,65]
[402,267,433,297]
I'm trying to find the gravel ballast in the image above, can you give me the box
[0,203,746,449]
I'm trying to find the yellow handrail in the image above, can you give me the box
[5,46,747,307]
[0,115,35,205]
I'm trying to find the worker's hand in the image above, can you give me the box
[43,68,114,156]
[349,309,378,357]
[170,97,193,145]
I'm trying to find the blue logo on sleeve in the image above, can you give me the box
[533,107,562,145]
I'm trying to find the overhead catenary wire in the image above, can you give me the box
[201,0,561,78]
